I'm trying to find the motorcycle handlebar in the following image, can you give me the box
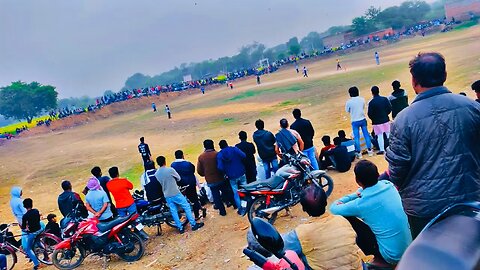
[243,248,268,268]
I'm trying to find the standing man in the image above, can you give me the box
[253,119,279,179]
[336,59,342,70]
[303,66,308,77]
[374,51,380,65]
[235,131,257,183]
[138,137,152,168]
[217,140,247,215]
[471,80,480,103]
[91,166,116,216]
[155,156,204,234]
[256,75,261,85]
[386,52,480,239]
[21,198,42,270]
[275,118,304,158]
[345,86,373,158]
[140,161,164,203]
[10,187,26,224]
[367,86,392,155]
[165,105,171,119]
[291,108,319,170]
[295,63,299,74]
[197,139,230,216]
[171,150,206,220]
[388,80,409,119]
[106,167,136,217]
[152,102,157,112]
[201,86,205,94]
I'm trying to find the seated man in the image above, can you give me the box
[248,184,364,270]
[338,130,356,161]
[319,135,335,170]
[325,137,352,173]
[330,160,412,268]
[140,161,165,203]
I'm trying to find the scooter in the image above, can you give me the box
[244,218,305,270]
[397,201,480,270]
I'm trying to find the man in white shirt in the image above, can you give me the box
[345,86,373,158]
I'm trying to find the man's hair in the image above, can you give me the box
[279,118,289,129]
[300,184,327,217]
[140,137,144,143]
[292,108,301,119]
[392,80,401,90]
[255,119,265,130]
[174,150,184,159]
[23,198,33,209]
[91,166,101,177]
[219,140,228,149]
[321,135,331,146]
[472,80,480,93]
[354,160,379,188]
[108,166,119,178]
[348,86,359,97]
[156,156,166,166]
[61,180,72,191]
[333,137,341,146]
[203,139,214,150]
[238,131,247,141]
[371,86,380,96]
[409,52,447,88]
[459,92,467,96]
[145,160,155,170]
[47,213,56,222]
[338,130,346,138]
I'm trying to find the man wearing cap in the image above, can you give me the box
[85,177,114,222]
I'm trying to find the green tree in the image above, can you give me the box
[300,32,324,51]
[286,37,301,56]
[125,73,151,89]
[0,81,58,123]
[352,16,378,36]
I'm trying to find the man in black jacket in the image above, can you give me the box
[472,80,480,103]
[367,86,392,155]
[138,137,152,168]
[58,180,88,218]
[235,131,257,183]
[388,81,408,119]
[252,119,278,179]
[291,109,319,170]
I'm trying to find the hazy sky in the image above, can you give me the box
[1,0,411,98]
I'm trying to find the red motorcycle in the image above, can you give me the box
[52,213,145,270]
[238,153,334,224]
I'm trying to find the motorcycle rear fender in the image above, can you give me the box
[108,214,139,238]
[55,239,72,250]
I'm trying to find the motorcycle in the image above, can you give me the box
[60,205,85,239]
[133,189,188,235]
[244,218,305,270]
[238,153,334,224]
[52,213,145,270]
[397,201,480,270]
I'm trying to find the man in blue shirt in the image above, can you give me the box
[330,160,411,268]
[85,177,114,221]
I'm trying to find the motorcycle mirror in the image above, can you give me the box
[251,218,284,257]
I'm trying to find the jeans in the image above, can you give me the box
[184,184,202,218]
[302,146,319,170]
[166,193,196,229]
[22,230,40,267]
[0,254,6,270]
[351,119,372,152]
[207,181,229,215]
[230,175,247,210]
[344,217,382,259]
[407,215,431,240]
[262,158,279,179]
[117,203,137,217]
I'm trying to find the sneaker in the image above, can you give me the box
[178,227,185,234]
[377,151,385,155]
[356,153,363,159]
[368,150,374,157]
[192,222,204,231]
[219,211,227,216]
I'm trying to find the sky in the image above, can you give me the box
[0,0,412,98]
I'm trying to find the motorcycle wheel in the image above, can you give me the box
[34,232,61,265]
[165,212,188,228]
[116,231,145,262]
[0,246,17,270]
[52,245,85,270]
[248,197,278,225]
[315,173,334,197]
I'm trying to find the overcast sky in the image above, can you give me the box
[0,0,412,98]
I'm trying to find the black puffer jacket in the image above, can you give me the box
[367,95,392,125]
[386,86,480,218]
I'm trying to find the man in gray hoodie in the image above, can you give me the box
[252,119,278,179]
[10,187,26,224]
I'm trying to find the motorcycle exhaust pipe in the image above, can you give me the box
[260,206,285,215]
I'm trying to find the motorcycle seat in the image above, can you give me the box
[398,214,480,270]
[97,214,135,232]
[241,176,285,191]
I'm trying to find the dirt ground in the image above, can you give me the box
[0,26,479,269]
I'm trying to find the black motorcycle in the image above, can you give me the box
[238,153,334,224]
[133,190,188,235]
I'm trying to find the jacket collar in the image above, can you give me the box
[412,86,450,104]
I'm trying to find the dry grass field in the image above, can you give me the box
[0,25,479,269]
